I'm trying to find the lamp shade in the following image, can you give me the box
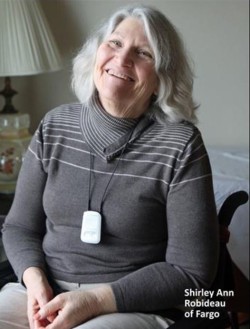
[0,0,62,76]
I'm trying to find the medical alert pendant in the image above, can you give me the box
[80,211,102,244]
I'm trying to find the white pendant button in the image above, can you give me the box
[81,211,102,244]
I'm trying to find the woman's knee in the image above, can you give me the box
[0,283,29,328]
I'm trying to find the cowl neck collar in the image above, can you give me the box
[81,96,154,161]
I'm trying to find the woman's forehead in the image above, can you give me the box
[109,17,150,44]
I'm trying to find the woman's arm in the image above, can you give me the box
[2,122,48,282]
[110,130,219,313]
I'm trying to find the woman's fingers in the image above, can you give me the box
[34,296,61,321]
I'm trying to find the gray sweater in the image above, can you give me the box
[2,101,219,313]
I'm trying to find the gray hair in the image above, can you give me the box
[72,5,198,124]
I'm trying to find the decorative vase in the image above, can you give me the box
[0,113,31,193]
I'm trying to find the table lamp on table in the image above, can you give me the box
[0,0,62,194]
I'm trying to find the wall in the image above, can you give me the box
[0,0,249,148]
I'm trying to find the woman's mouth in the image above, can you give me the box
[106,69,134,82]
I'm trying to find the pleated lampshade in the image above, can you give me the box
[0,0,62,114]
[0,0,62,76]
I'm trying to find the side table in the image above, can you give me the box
[0,193,14,215]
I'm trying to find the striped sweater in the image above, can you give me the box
[3,101,219,313]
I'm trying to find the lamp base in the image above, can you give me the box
[0,77,18,114]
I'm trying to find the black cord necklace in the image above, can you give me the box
[81,123,137,244]
[88,131,133,214]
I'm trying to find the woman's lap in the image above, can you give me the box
[74,312,172,329]
[0,282,172,329]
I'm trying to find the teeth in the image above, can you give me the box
[107,69,133,81]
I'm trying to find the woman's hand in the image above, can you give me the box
[33,285,117,329]
[23,267,54,329]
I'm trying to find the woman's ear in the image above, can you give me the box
[151,93,157,103]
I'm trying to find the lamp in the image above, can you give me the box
[0,0,62,193]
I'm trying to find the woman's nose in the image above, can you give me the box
[116,48,133,67]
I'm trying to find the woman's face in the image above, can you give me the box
[94,17,159,118]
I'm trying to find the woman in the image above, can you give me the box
[0,4,219,329]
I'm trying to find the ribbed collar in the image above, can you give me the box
[81,96,154,161]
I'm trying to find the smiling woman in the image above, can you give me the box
[72,5,198,124]
[0,4,219,329]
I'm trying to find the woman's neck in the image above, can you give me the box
[98,94,150,119]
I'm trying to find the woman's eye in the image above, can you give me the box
[137,49,153,60]
[109,40,122,47]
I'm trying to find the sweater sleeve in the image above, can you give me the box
[2,120,48,282]
[110,128,219,313]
